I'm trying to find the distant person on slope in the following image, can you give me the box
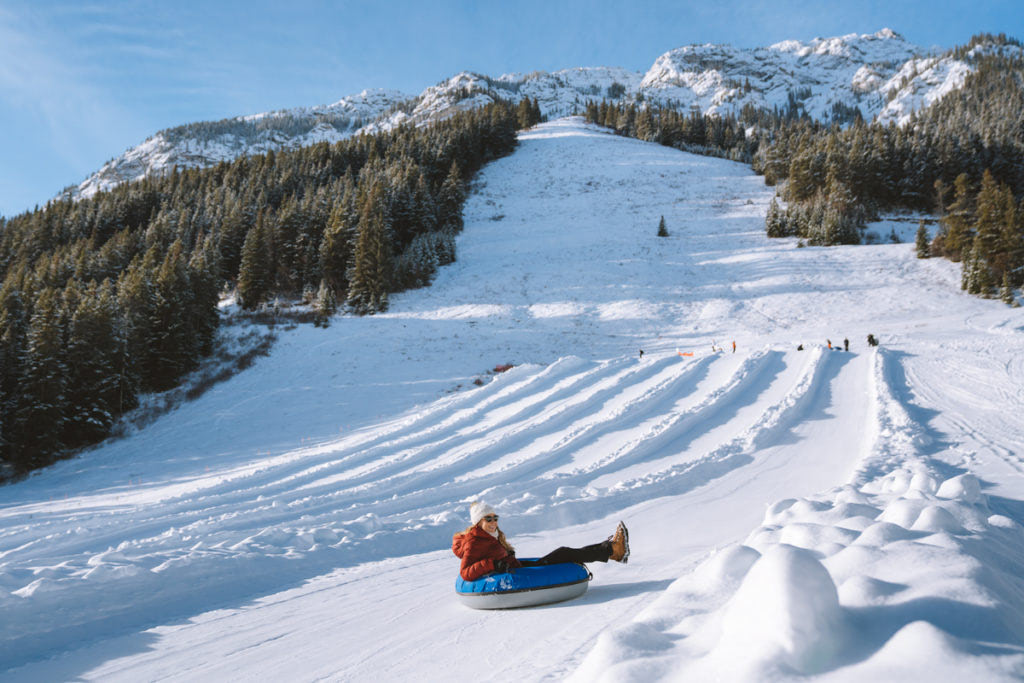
[451,501,629,581]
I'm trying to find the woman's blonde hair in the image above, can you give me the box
[458,520,515,553]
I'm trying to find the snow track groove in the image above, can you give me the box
[0,344,873,666]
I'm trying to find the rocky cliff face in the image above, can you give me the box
[638,29,931,120]
[66,29,981,202]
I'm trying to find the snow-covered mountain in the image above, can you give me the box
[639,28,958,122]
[69,88,408,199]
[66,29,989,202]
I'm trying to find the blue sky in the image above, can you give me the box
[1,0,1022,218]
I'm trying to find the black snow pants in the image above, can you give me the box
[519,540,613,566]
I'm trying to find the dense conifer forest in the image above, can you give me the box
[0,99,538,479]
[583,99,759,164]
[586,34,1024,299]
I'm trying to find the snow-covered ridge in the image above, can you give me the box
[64,29,1004,202]
[640,29,940,121]
[70,88,409,200]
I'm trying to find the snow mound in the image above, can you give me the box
[936,473,982,503]
[715,544,845,674]
[572,468,1024,680]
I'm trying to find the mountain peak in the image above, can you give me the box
[66,29,976,202]
[766,28,913,66]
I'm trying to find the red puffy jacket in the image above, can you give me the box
[451,526,522,581]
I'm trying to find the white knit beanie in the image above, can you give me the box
[470,500,496,525]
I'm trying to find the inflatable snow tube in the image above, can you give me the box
[455,560,592,609]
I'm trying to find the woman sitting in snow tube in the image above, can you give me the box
[451,501,629,609]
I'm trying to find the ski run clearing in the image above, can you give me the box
[3,118,1024,681]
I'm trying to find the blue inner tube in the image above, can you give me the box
[455,560,592,609]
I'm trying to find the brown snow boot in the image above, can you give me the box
[609,521,629,563]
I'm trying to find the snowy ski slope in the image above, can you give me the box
[2,119,1024,681]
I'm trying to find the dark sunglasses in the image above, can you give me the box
[482,515,499,522]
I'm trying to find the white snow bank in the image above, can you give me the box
[572,467,1024,681]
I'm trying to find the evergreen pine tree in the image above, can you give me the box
[516,98,534,130]
[437,161,465,233]
[961,247,971,291]
[942,174,974,259]
[188,233,222,358]
[320,208,355,298]
[106,279,138,416]
[0,380,5,480]
[64,282,120,446]
[217,199,249,283]
[116,248,160,392]
[393,232,441,289]
[272,197,303,294]
[607,82,626,99]
[320,174,359,297]
[975,247,994,297]
[149,240,191,390]
[997,188,1023,286]
[765,198,786,237]
[841,213,862,245]
[615,106,635,136]
[657,216,669,237]
[412,171,438,237]
[966,236,992,296]
[298,190,329,292]
[16,287,67,471]
[786,148,818,203]
[347,183,392,315]
[973,170,1003,268]
[0,286,29,468]
[636,108,655,141]
[1000,271,1017,306]
[386,161,418,250]
[819,205,842,246]
[530,98,542,126]
[430,230,456,267]
[915,220,930,258]
[237,212,273,310]
[313,279,337,325]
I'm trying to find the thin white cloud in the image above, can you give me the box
[0,5,148,184]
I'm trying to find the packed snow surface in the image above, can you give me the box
[4,118,1024,681]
